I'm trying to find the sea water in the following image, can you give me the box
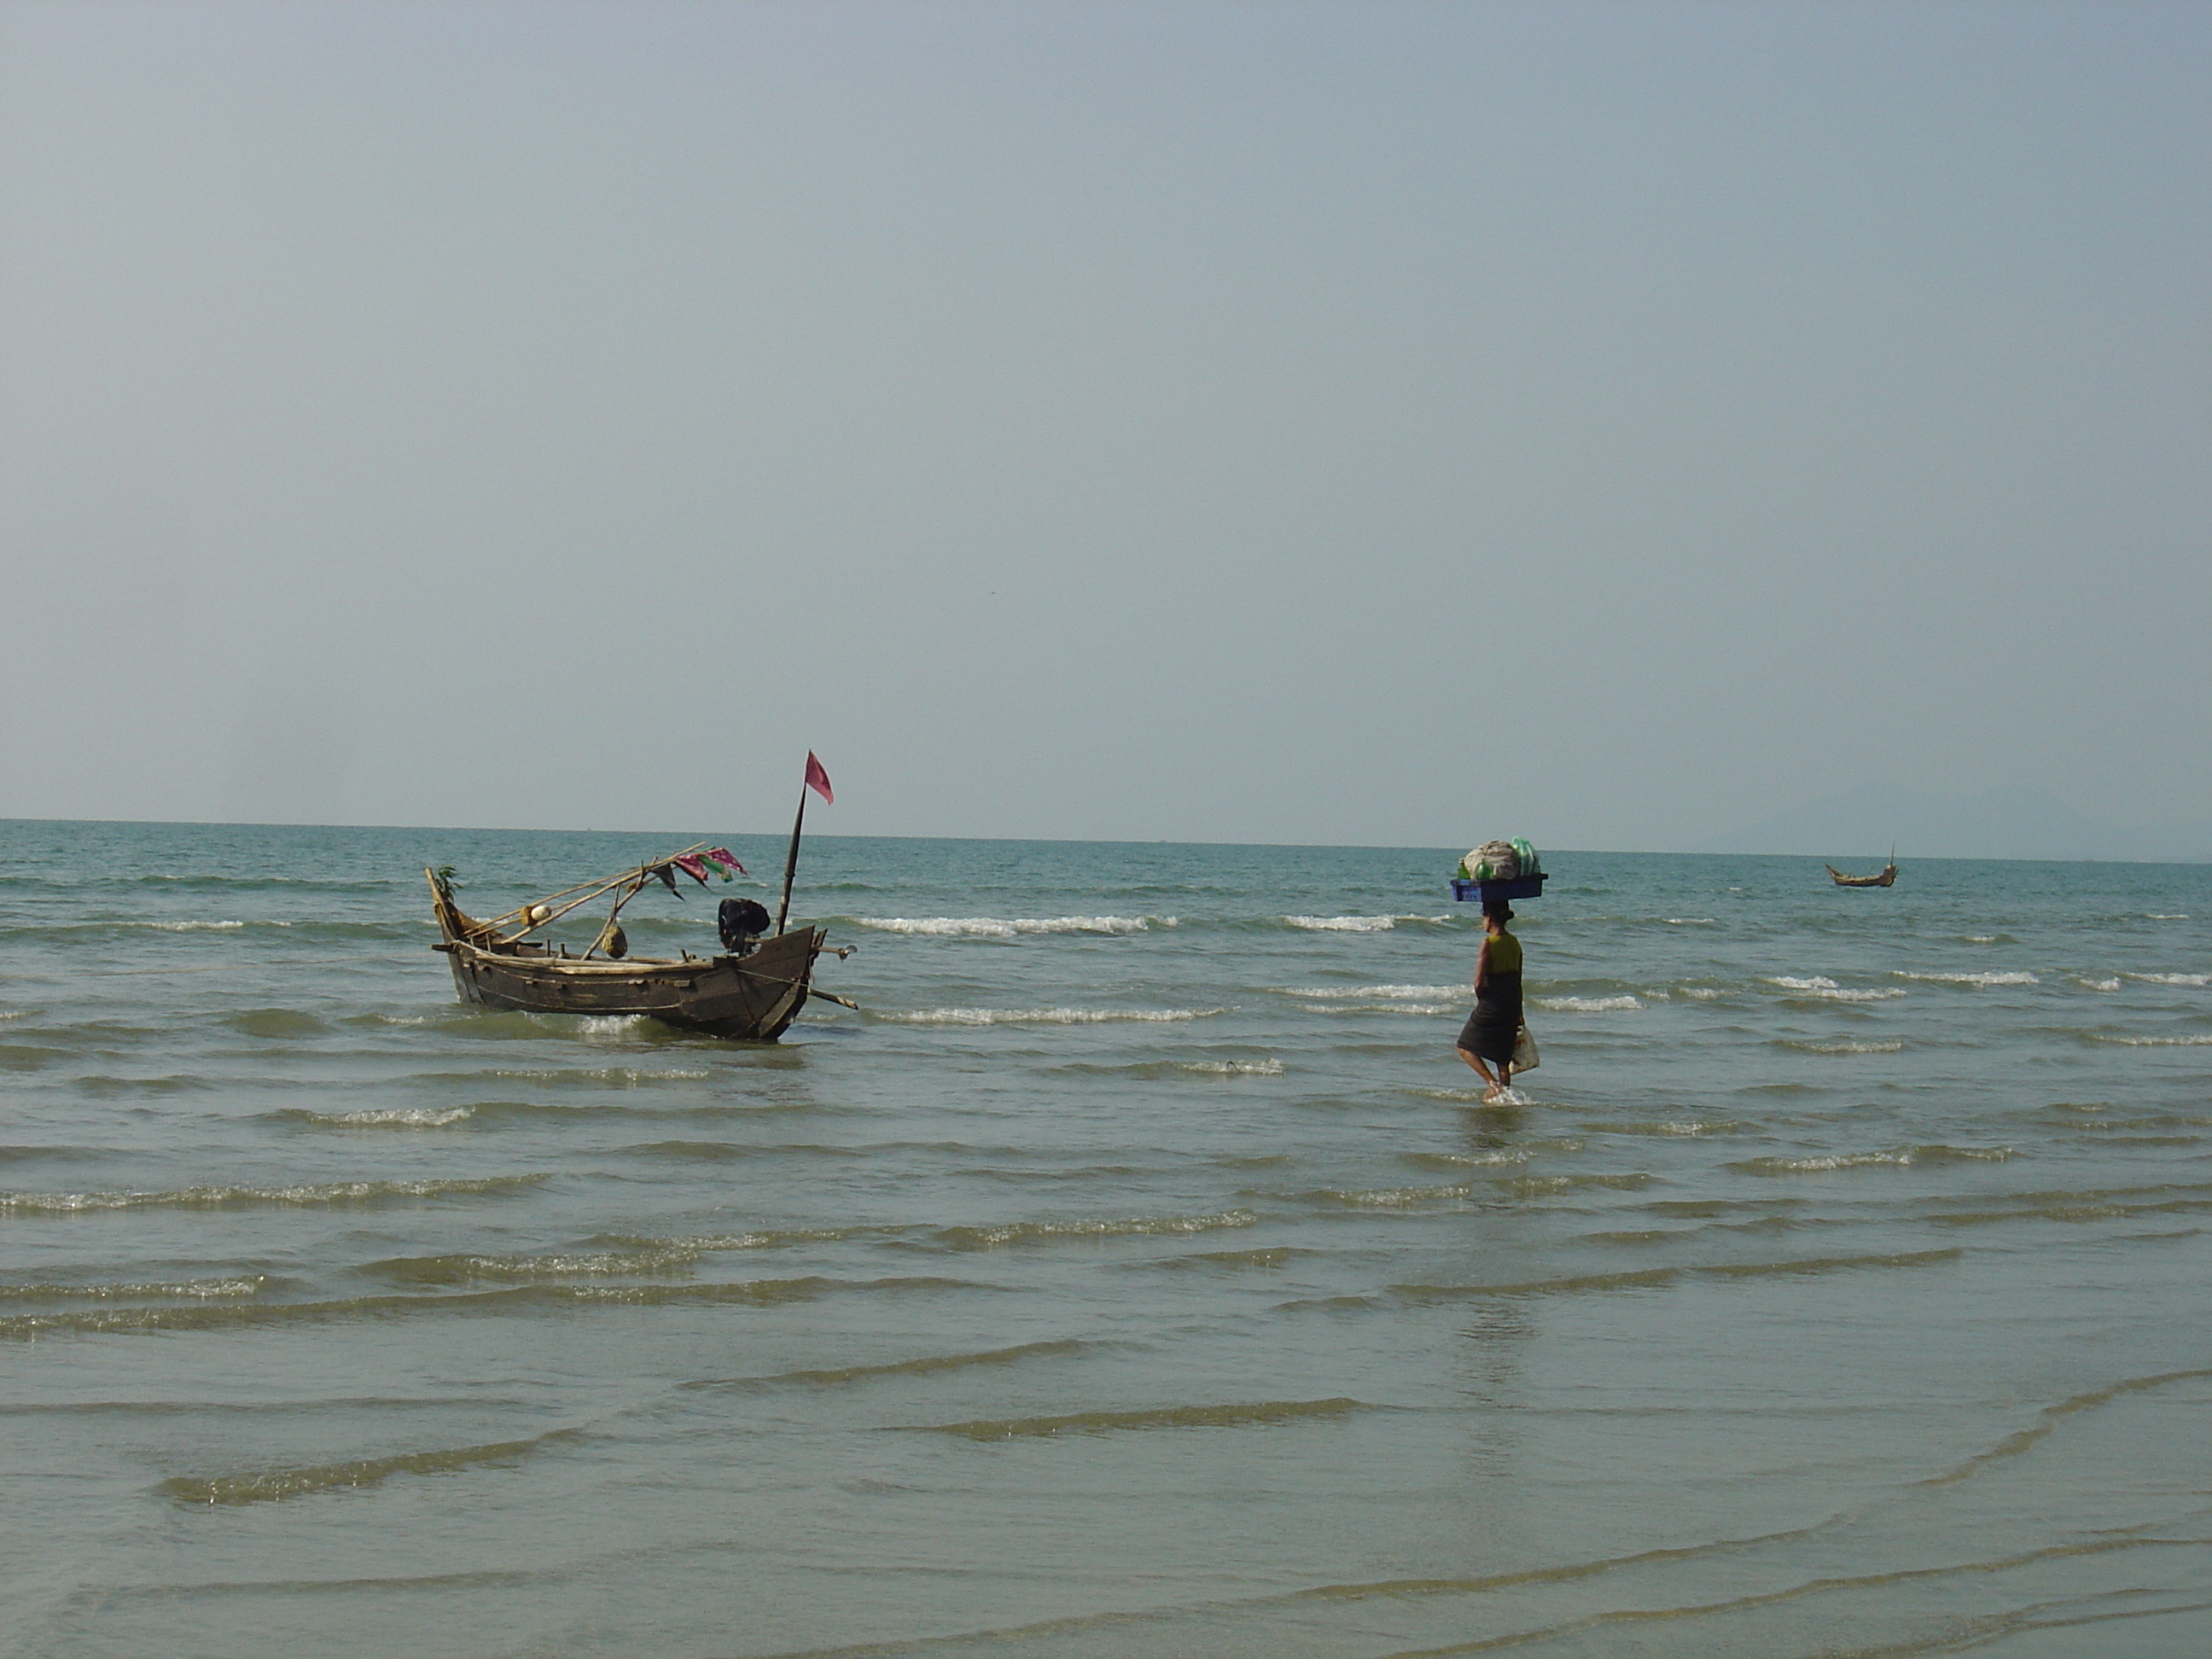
[3,820,2209,1658]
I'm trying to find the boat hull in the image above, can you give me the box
[1825,864,1898,888]
[438,927,823,1040]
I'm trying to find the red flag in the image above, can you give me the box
[672,854,711,885]
[804,751,835,805]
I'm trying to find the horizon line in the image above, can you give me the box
[3,816,2209,867]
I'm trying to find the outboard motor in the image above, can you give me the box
[718,897,772,955]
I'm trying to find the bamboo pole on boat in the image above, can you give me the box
[773,790,806,936]
[489,844,711,917]
[488,845,713,935]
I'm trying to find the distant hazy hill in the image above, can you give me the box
[1703,787,2212,864]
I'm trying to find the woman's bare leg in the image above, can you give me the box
[1457,1045,1496,1085]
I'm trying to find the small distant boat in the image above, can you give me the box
[426,842,845,1040]
[1826,848,1898,888]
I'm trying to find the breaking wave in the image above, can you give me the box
[853,916,1174,938]
[0,1277,265,1301]
[1893,970,2040,987]
[2129,972,2212,987]
[1766,975,1906,1002]
[0,1174,546,1214]
[934,1210,1256,1249]
[370,1249,704,1285]
[1298,1002,1459,1016]
[880,1006,1225,1026]
[276,1105,480,1129]
[1307,1183,1472,1208]
[1535,995,1642,1012]
[1729,1145,2014,1174]
[1281,915,1439,932]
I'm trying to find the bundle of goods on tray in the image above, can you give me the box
[1452,838,1545,902]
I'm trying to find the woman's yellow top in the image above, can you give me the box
[1486,930,1522,974]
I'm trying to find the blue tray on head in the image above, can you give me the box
[1452,873,1545,903]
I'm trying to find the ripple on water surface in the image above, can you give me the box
[6,827,2211,1659]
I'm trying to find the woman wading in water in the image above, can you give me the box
[1456,899,1524,1102]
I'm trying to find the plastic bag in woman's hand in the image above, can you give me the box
[1511,1026,1540,1073]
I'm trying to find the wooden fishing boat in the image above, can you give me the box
[1825,858,1898,888]
[426,843,842,1040]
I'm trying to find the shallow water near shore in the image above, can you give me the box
[3,819,2210,1657]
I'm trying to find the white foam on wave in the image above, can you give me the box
[2147,914,2191,921]
[1738,1144,2012,1173]
[1893,970,2039,987]
[0,1276,267,1301]
[1678,987,1725,1000]
[1324,1182,1475,1207]
[0,1175,538,1213]
[1752,1151,1915,1173]
[855,916,1173,939]
[1665,918,1715,926]
[1175,1058,1284,1076]
[1535,995,1641,1012]
[2089,1033,2212,1047]
[2077,977,2122,991]
[1784,1039,1906,1054]
[478,1066,709,1083]
[576,1016,649,1039]
[1767,975,1906,1002]
[303,1105,477,1128]
[1282,915,1446,932]
[1963,935,2000,944]
[2128,972,2212,987]
[1280,985,1464,1001]
[885,1006,1225,1026]
[941,1209,1255,1247]
[148,920,248,932]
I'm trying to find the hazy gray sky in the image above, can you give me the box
[3,1,2206,848]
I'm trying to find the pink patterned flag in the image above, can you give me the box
[805,751,834,805]
[672,854,711,885]
[704,847,746,877]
